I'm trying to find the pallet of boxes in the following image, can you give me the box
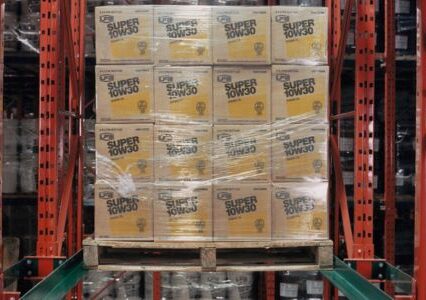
[83,4,333,272]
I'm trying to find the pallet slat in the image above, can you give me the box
[83,238,333,272]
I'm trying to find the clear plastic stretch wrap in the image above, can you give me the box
[94,5,329,242]
[94,5,328,65]
[3,119,38,194]
[94,119,329,241]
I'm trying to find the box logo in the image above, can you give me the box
[137,100,147,113]
[275,15,289,23]
[275,132,290,141]
[158,133,173,142]
[196,160,206,175]
[313,159,323,173]
[312,101,322,114]
[196,102,206,116]
[158,16,173,24]
[217,133,232,141]
[313,217,323,230]
[99,191,113,199]
[255,219,265,233]
[217,191,232,200]
[159,192,172,201]
[159,75,173,83]
[136,218,146,232]
[275,15,290,23]
[100,132,114,141]
[275,73,290,82]
[217,15,231,24]
[100,15,114,23]
[254,101,264,115]
[217,74,232,83]
[100,74,114,82]
[254,42,264,56]
[275,190,290,200]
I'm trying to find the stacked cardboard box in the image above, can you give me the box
[94,5,329,242]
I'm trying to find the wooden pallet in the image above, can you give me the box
[83,238,333,272]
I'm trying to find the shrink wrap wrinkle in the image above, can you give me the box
[94,4,329,241]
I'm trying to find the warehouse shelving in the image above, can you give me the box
[0,0,425,298]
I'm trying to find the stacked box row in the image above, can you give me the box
[95,180,328,241]
[95,5,328,65]
[96,65,329,124]
[95,123,328,182]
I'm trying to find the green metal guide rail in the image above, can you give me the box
[3,252,413,300]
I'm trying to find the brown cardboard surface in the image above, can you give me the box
[95,6,154,64]
[213,66,271,124]
[271,6,328,64]
[272,182,328,239]
[272,65,329,123]
[154,125,213,181]
[96,65,154,123]
[271,123,328,181]
[213,183,271,241]
[154,66,213,124]
[95,181,153,240]
[213,125,271,182]
[212,6,271,64]
[154,6,212,65]
[95,123,154,182]
[154,183,213,241]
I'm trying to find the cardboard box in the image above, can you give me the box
[154,125,212,181]
[212,6,271,64]
[154,6,212,65]
[95,6,154,64]
[154,183,212,241]
[213,125,270,182]
[154,66,213,124]
[272,65,329,123]
[272,123,328,181]
[213,67,271,124]
[213,183,271,241]
[272,182,328,239]
[96,65,154,123]
[95,181,153,240]
[271,6,328,64]
[95,123,154,181]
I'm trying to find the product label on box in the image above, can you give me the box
[95,124,154,181]
[95,183,153,239]
[272,65,328,122]
[154,184,212,241]
[272,7,328,63]
[306,280,323,295]
[95,6,154,64]
[155,67,212,124]
[280,283,298,298]
[154,125,212,181]
[213,7,270,64]
[396,0,410,14]
[272,182,328,239]
[396,34,408,50]
[214,184,271,241]
[272,124,328,181]
[154,6,211,64]
[214,125,270,181]
[96,65,154,122]
[214,67,271,124]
